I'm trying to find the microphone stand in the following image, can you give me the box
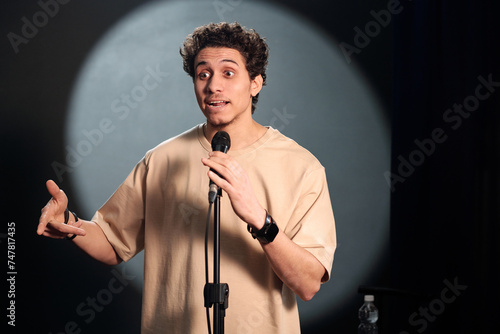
[204,187,229,334]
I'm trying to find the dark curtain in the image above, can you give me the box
[390,1,500,333]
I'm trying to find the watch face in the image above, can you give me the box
[259,221,279,243]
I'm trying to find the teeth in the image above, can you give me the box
[209,101,227,105]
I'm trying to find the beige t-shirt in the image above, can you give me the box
[93,124,336,334]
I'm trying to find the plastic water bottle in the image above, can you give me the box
[358,295,378,334]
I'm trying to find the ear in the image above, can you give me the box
[250,74,264,97]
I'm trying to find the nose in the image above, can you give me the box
[207,73,223,93]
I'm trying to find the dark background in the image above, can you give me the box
[2,0,499,333]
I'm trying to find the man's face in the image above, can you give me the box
[194,47,262,128]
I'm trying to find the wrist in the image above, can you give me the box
[248,207,267,231]
[247,210,279,244]
[64,208,79,240]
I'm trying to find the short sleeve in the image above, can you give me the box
[285,167,336,282]
[92,154,149,262]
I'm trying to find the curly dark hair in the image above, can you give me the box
[180,22,269,113]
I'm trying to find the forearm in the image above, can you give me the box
[260,230,325,301]
[246,208,326,301]
[70,218,122,266]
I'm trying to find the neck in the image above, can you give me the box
[204,120,266,150]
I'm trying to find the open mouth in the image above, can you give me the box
[207,100,229,108]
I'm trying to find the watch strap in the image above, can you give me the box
[247,211,279,243]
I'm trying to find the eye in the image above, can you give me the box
[224,70,235,77]
[198,71,210,80]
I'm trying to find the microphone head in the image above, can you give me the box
[211,131,231,153]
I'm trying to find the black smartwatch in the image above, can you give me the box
[247,211,279,244]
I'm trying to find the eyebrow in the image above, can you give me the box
[195,59,240,69]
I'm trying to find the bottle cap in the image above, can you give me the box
[364,295,374,302]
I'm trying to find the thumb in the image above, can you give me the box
[46,179,67,205]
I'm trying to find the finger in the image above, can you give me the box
[202,158,229,184]
[69,219,83,229]
[202,153,233,171]
[46,179,67,204]
[41,229,82,240]
[207,151,235,167]
[201,157,215,168]
[209,151,226,158]
[207,169,224,184]
[201,157,222,175]
[46,221,87,237]
[203,156,242,186]
[37,202,56,235]
[38,180,68,235]
[41,226,70,239]
[42,230,66,239]
[208,170,237,198]
[37,210,49,235]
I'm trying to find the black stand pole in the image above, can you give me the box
[204,188,229,334]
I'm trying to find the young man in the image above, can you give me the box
[38,22,336,333]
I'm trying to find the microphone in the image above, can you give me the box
[208,131,231,203]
